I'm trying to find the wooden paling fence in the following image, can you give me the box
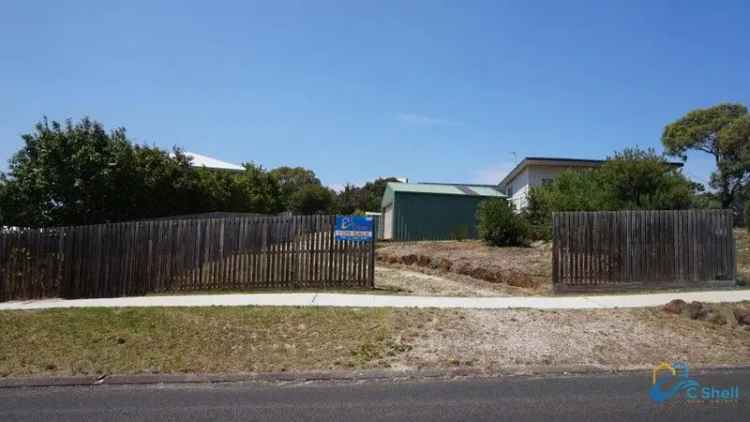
[552,210,736,292]
[0,215,375,301]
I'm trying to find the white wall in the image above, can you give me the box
[528,165,574,187]
[506,168,530,210]
[506,165,578,211]
[383,204,394,240]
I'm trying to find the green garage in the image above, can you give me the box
[380,182,506,241]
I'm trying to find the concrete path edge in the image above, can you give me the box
[1,290,750,310]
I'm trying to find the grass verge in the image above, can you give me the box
[0,307,416,377]
[2,303,748,379]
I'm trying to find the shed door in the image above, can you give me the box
[383,204,394,240]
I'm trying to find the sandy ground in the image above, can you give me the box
[374,266,522,296]
[376,240,552,294]
[387,304,750,371]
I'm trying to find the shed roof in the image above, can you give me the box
[388,182,505,196]
[382,182,505,208]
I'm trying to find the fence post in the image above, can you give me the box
[552,212,559,289]
[369,219,376,288]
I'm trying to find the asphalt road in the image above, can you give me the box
[1,369,748,421]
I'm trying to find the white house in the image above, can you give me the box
[498,157,607,210]
[498,156,684,210]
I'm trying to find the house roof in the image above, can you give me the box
[498,156,684,187]
[382,182,505,208]
[184,152,245,171]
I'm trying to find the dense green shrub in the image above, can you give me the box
[525,148,696,227]
[526,223,552,242]
[476,199,528,246]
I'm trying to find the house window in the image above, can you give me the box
[541,178,554,186]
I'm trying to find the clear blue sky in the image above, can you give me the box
[2,1,748,189]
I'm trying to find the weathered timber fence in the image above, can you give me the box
[552,210,736,292]
[0,215,375,301]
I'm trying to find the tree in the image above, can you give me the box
[662,103,750,208]
[269,166,322,211]
[359,178,399,211]
[525,169,607,225]
[0,178,7,226]
[2,117,140,226]
[334,184,362,215]
[0,117,285,227]
[525,148,695,225]
[334,177,399,214]
[289,184,335,215]
[598,148,693,210]
[476,198,529,246]
[233,163,284,214]
[127,146,207,219]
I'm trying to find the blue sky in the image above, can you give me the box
[1,1,748,189]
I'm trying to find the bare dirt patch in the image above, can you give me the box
[374,266,516,296]
[376,240,552,295]
[388,302,750,372]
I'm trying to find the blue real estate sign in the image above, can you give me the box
[334,215,374,242]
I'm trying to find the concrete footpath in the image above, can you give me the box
[1,289,750,311]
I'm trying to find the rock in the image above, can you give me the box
[663,299,687,314]
[437,258,452,271]
[469,267,496,282]
[417,255,431,267]
[456,263,473,276]
[734,309,750,325]
[506,271,537,288]
[705,311,728,325]
[401,254,418,265]
[387,255,400,264]
[686,301,707,320]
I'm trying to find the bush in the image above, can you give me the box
[476,199,529,246]
[745,201,750,232]
[527,224,552,242]
[524,148,696,227]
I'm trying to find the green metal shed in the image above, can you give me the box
[380,182,506,241]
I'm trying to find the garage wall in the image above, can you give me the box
[392,192,490,241]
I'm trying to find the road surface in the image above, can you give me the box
[1,369,747,421]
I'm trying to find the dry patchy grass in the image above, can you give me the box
[0,307,420,377]
[2,304,749,378]
[735,229,750,283]
[376,240,553,295]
